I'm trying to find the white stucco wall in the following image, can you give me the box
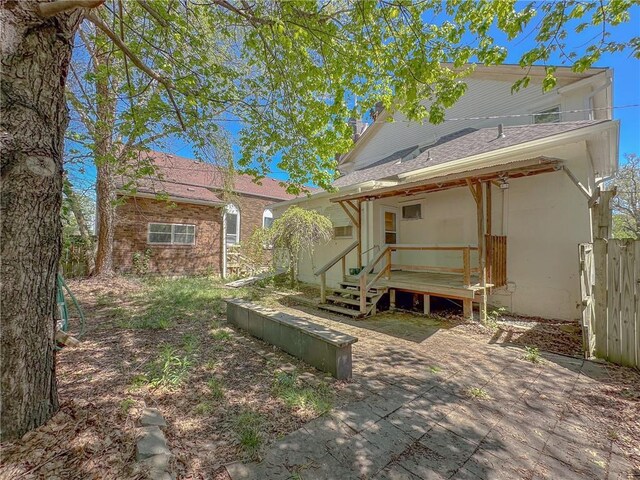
[275,139,594,321]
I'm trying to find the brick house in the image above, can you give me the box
[113,151,296,276]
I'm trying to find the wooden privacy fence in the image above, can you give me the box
[579,239,640,368]
[60,241,93,278]
[486,235,507,288]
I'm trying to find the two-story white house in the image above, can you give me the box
[271,65,619,322]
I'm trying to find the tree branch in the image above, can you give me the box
[38,0,105,17]
[84,10,186,130]
[136,0,168,27]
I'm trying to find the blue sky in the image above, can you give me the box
[69,5,640,189]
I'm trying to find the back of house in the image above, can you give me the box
[113,151,297,276]
[272,64,619,321]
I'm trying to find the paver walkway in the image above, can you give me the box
[226,308,634,480]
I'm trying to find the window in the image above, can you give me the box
[263,209,273,229]
[334,225,353,238]
[225,204,240,245]
[148,223,195,245]
[533,106,561,124]
[402,204,422,220]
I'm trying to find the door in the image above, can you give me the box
[381,206,399,267]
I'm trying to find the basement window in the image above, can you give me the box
[334,225,353,238]
[533,106,561,124]
[402,204,422,220]
[148,223,196,245]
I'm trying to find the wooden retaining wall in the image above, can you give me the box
[580,239,640,368]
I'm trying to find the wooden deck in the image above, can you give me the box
[346,270,487,300]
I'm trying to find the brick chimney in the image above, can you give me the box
[370,101,384,121]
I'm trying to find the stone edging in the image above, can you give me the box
[136,408,174,480]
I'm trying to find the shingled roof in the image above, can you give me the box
[118,151,299,203]
[333,120,609,188]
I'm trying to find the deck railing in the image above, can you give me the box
[314,240,358,303]
[315,239,507,313]
[355,244,480,313]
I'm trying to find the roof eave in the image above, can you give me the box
[119,190,225,207]
[268,181,378,209]
[398,120,618,183]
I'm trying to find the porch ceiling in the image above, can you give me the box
[330,156,561,203]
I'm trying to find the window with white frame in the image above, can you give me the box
[334,225,353,238]
[402,203,422,220]
[533,106,561,124]
[262,209,273,229]
[225,204,240,245]
[148,223,196,245]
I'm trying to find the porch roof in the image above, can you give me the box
[330,156,560,203]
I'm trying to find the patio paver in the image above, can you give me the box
[225,308,635,480]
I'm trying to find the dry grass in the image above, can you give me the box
[0,276,356,479]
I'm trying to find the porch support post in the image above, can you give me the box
[463,299,473,320]
[467,178,487,322]
[423,294,431,315]
[356,200,362,269]
[478,182,487,322]
[390,288,396,310]
[486,183,492,289]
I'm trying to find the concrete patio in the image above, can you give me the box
[226,308,635,480]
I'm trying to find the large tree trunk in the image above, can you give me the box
[92,34,117,276]
[0,2,82,441]
[93,162,116,274]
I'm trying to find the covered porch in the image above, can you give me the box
[314,157,560,321]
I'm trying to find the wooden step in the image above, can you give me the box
[340,281,385,293]
[331,287,376,298]
[318,303,363,317]
[326,295,371,307]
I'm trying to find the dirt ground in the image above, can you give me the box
[1,277,638,479]
[0,277,358,479]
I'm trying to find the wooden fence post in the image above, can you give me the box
[593,238,608,359]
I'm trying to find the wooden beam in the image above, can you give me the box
[463,247,471,287]
[466,178,481,205]
[338,201,359,228]
[591,188,616,240]
[331,157,561,204]
[463,299,473,320]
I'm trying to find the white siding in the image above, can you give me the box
[349,77,594,171]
